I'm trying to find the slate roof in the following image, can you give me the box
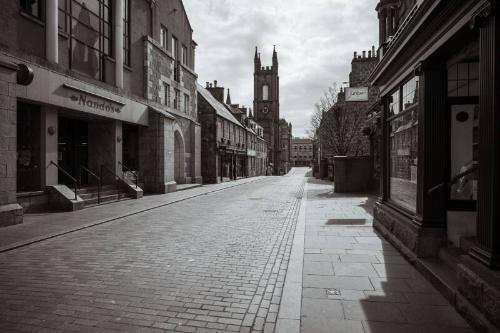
[197,83,244,127]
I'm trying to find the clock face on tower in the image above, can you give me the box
[263,106,269,114]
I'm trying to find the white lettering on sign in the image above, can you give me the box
[345,87,369,102]
[70,94,122,114]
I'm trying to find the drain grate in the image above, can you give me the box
[326,288,341,296]
[264,210,279,213]
[326,219,366,225]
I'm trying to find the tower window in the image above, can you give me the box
[263,85,269,101]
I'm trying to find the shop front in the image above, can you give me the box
[13,60,148,212]
[371,0,500,330]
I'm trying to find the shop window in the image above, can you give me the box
[448,62,479,97]
[70,0,112,81]
[21,0,42,19]
[17,103,41,192]
[388,77,419,212]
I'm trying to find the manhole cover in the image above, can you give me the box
[326,288,341,296]
[326,219,366,225]
[264,210,279,213]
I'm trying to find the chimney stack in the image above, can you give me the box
[214,80,218,87]
[362,51,366,58]
[354,51,357,59]
[206,82,209,88]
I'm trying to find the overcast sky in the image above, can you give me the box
[183,0,379,138]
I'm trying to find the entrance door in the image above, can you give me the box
[447,103,478,247]
[58,118,89,186]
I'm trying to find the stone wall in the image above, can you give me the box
[333,156,373,193]
[0,59,23,227]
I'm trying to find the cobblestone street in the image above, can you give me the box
[0,171,305,333]
[0,169,474,333]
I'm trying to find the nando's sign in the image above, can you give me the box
[63,83,124,114]
[70,93,122,114]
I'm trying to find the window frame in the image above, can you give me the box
[21,0,43,20]
[160,25,168,50]
[386,75,420,213]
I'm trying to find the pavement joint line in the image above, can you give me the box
[0,177,267,254]
[276,181,307,333]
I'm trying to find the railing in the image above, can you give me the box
[119,161,138,189]
[49,161,78,200]
[79,165,102,204]
[100,164,125,201]
[427,166,477,195]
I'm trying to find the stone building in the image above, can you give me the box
[0,0,201,226]
[279,119,292,174]
[198,82,268,183]
[198,82,247,183]
[371,0,500,330]
[253,46,281,175]
[291,138,313,167]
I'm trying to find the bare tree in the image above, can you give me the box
[312,83,366,157]
[319,104,366,156]
[308,83,338,140]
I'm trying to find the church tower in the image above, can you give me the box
[253,46,280,175]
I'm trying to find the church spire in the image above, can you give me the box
[254,46,261,71]
[226,88,232,105]
[272,45,278,68]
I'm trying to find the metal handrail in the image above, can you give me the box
[49,161,78,200]
[119,161,138,189]
[79,165,102,204]
[100,165,124,202]
[428,166,477,195]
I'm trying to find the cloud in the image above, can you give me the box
[184,0,379,137]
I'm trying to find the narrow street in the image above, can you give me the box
[0,171,306,333]
[0,169,472,333]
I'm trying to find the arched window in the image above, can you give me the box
[263,85,269,101]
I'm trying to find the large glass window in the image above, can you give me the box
[70,0,112,81]
[448,62,479,97]
[388,77,419,212]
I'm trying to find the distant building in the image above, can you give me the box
[291,138,313,167]
[198,81,267,183]
[198,81,247,183]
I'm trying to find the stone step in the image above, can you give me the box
[78,189,122,200]
[419,257,459,304]
[460,236,476,253]
[78,184,118,194]
[82,193,131,207]
[438,247,464,271]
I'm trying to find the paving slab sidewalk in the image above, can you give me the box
[280,178,474,333]
[0,177,266,253]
